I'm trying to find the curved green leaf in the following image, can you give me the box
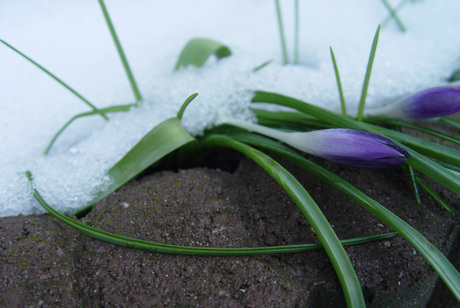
[201,135,365,307]
[92,117,196,203]
[24,170,397,256]
[174,38,231,70]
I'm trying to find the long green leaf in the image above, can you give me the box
[274,0,289,65]
[174,38,231,70]
[92,118,196,203]
[225,131,460,302]
[201,135,365,307]
[0,39,108,120]
[357,26,380,121]
[25,171,396,256]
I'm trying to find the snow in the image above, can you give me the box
[1,0,460,216]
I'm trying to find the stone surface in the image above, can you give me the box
[1,155,459,307]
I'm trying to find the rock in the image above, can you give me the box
[1,157,459,307]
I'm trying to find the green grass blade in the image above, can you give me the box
[25,171,397,256]
[369,118,460,146]
[252,108,333,130]
[98,0,142,102]
[357,25,380,121]
[330,47,347,117]
[380,0,406,32]
[441,117,460,129]
[293,0,300,65]
[274,0,289,65]
[0,39,107,120]
[226,132,460,302]
[44,104,135,155]
[252,59,273,72]
[201,135,365,307]
[174,38,232,70]
[92,118,196,204]
[176,93,198,120]
[415,174,455,215]
[407,165,422,205]
[251,91,460,194]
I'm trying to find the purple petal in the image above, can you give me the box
[402,86,460,119]
[310,129,410,169]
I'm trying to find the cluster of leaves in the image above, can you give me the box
[3,1,458,306]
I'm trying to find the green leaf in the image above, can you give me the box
[226,131,460,303]
[330,47,347,117]
[274,0,289,65]
[91,118,196,204]
[25,170,396,256]
[357,25,380,121]
[174,38,232,70]
[201,134,365,307]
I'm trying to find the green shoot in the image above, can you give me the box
[253,59,273,72]
[330,47,347,117]
[380,0,407,32]
[174,38,232,70]
[177,93,198,120]
[274,0,289,65]
[357,25,380,121]
[294,0,300,64]
[0,39,107,120]
[44,103,135,155]
[98,0,142,102]
[406,163,422,205]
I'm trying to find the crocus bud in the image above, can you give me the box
[225,119,410,169]
[365,86,460,119]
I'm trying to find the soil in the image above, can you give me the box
[1,152,459,307]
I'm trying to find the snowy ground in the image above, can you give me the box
[1,0,460,216]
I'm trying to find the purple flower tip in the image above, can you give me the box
[310,129,410,169]
[402,86,460,119]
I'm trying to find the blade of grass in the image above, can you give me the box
[380,0,406,32]
[202,134,365,307]
[368,118,460,146]
[441,117,460,129]
[330,47,347,117]
[0,39,107,120]
[25,170,396,255]
[174,38,232,70]
[415,174,455,215]
[177,93,198,120]
[98,0,142,102]
[407,165,422,205]
[253,59,273,72]
[44,103,135,155]
[274,0,289,65]
[357,25,380,121]
[225,131,460,302]
[293,0,300,65]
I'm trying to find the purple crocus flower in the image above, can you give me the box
[225,119,410,168]
[303,129,410,168]
[366,86,460,119]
